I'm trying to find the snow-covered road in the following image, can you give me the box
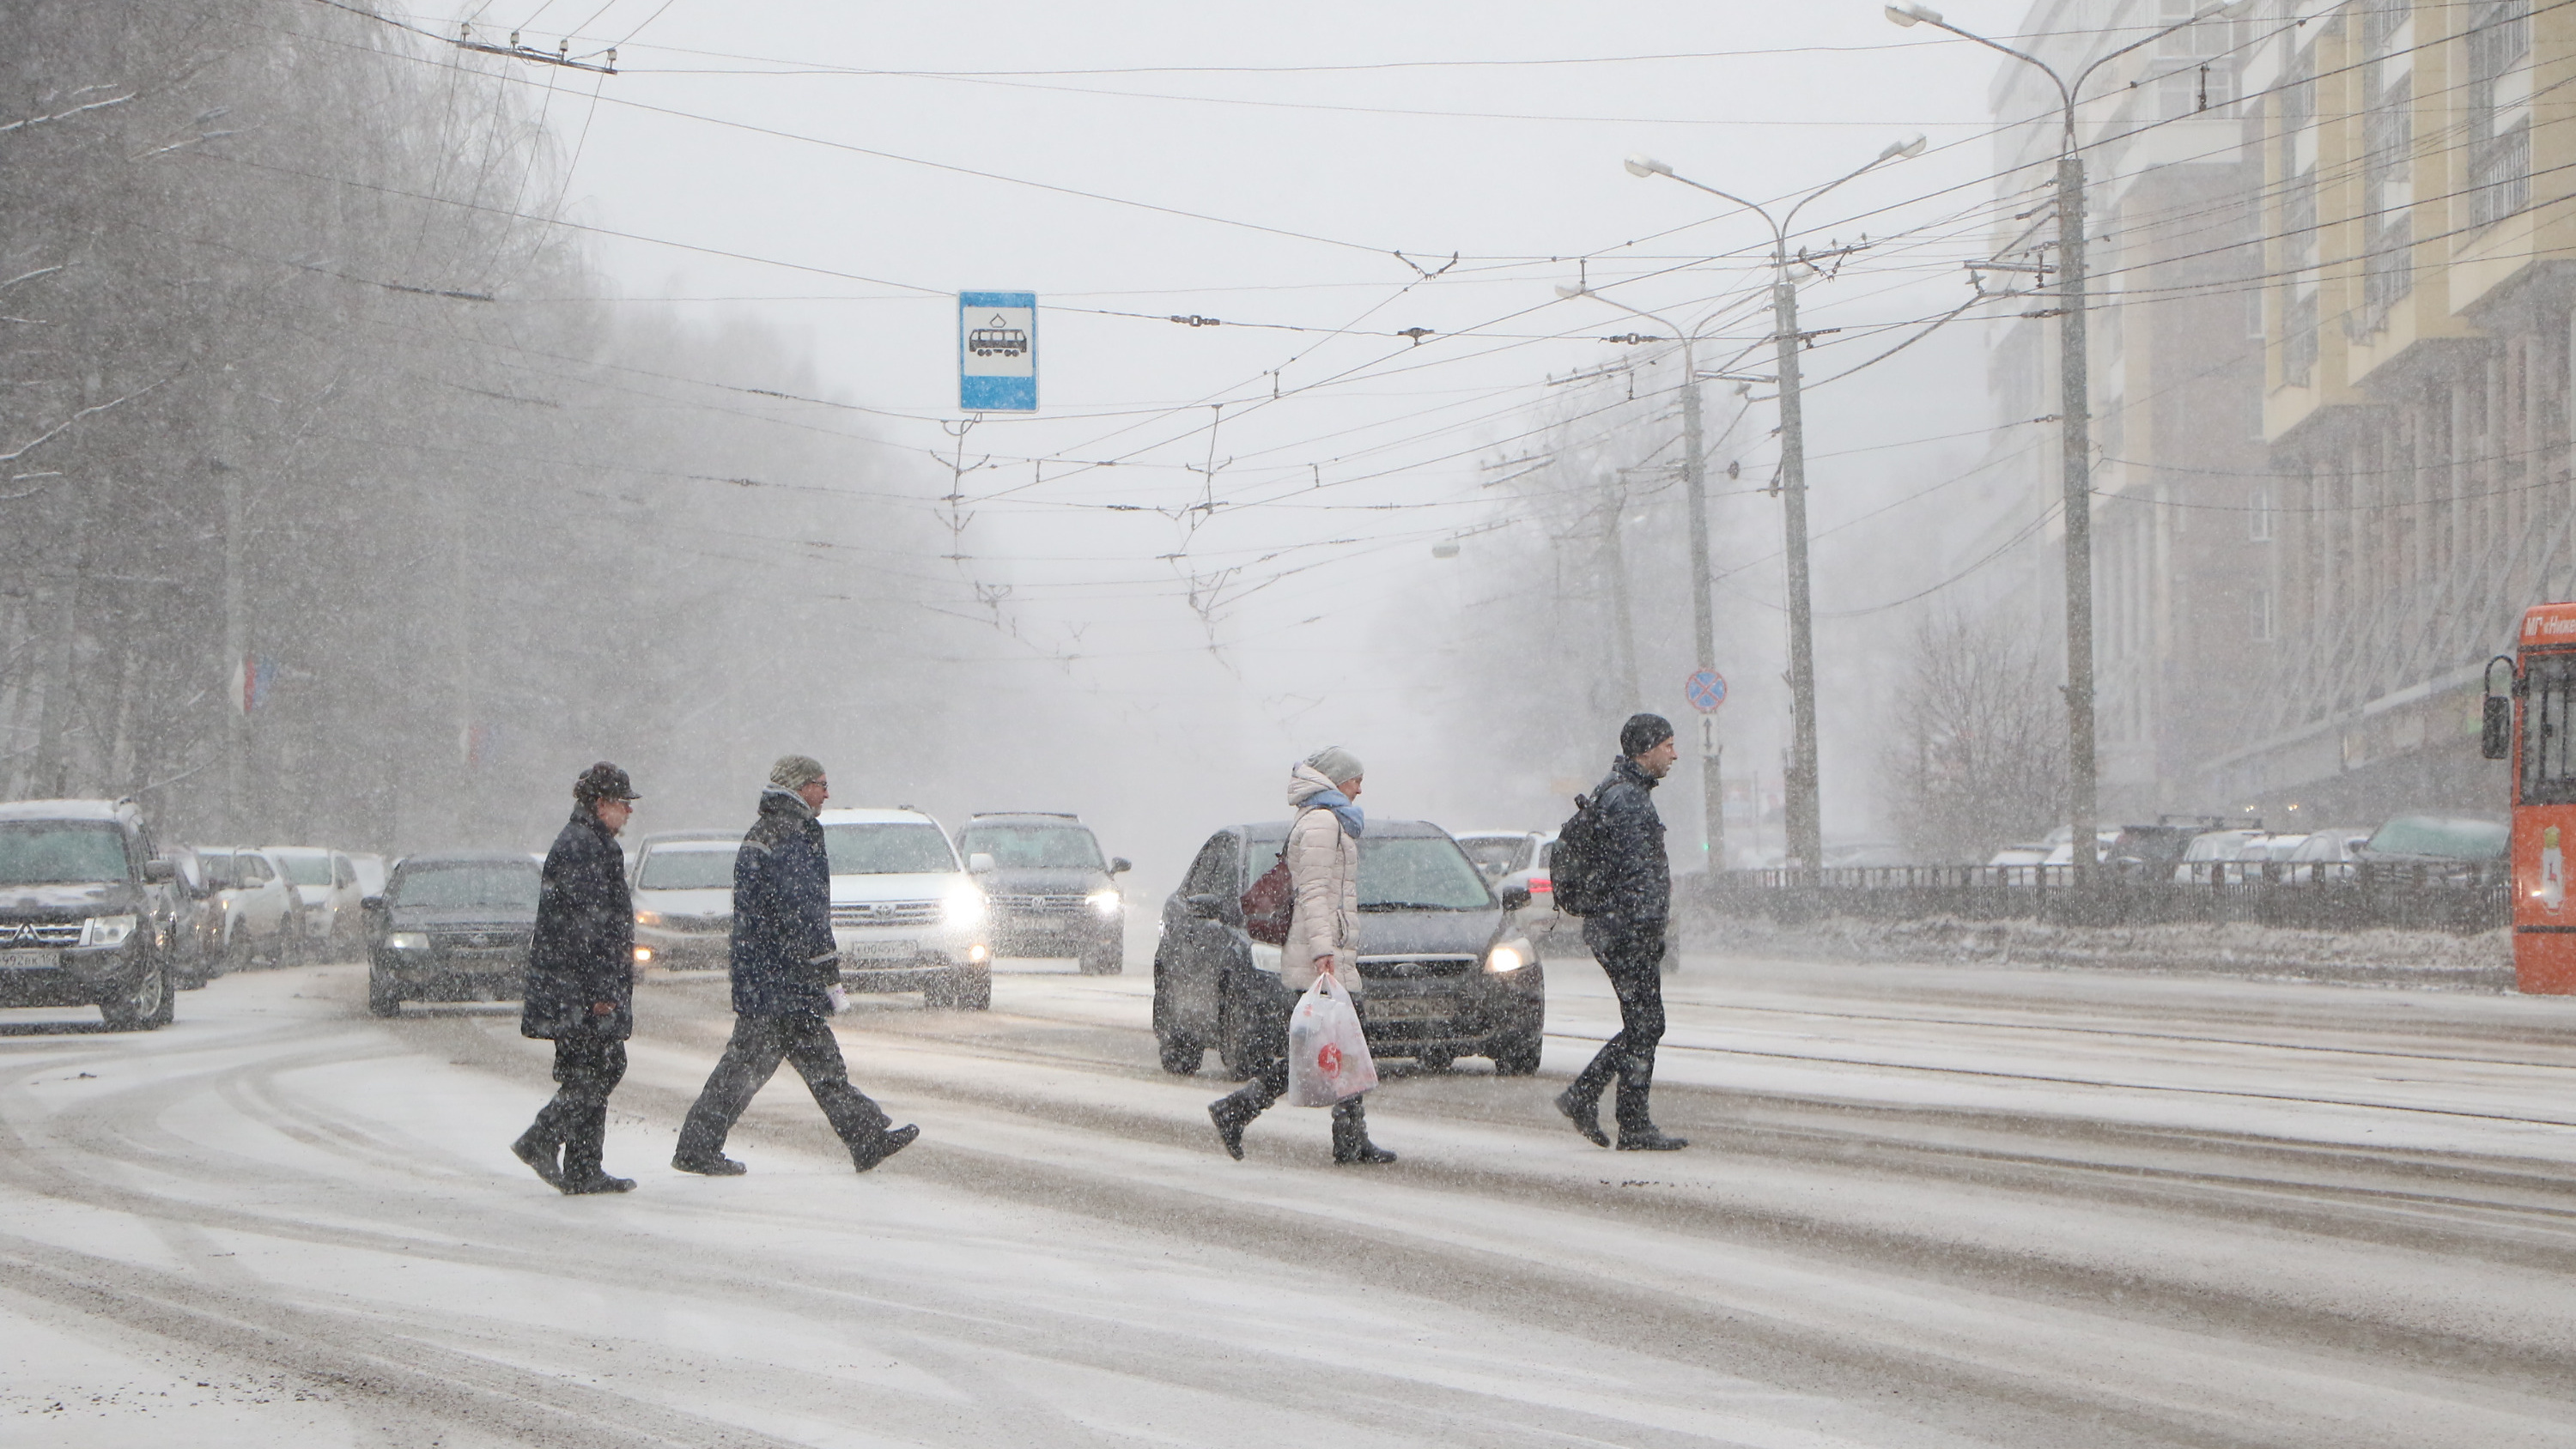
[6,949,2575,1447]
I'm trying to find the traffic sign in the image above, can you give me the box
[959,291,1036,411]
[1685,669,1728,712]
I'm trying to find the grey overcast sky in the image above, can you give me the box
[417,0,2058,840]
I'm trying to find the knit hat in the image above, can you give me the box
[573,761,639,803]
[1304,746,1364,787]
[768,754,827,791]
[1619,712,1674,757]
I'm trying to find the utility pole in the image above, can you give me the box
[2056,151,2099,883]
[220,456,245,835]
[1599,471,1643,713]
[1677,354,1726,874]
[1771,273,1821,871]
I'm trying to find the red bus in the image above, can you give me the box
[2486,602,2576,992]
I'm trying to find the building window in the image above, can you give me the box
[2469,1,2533,228]
[2354,70,2414,337]
[2249,485,2273,542]
[2252,588,2275,642]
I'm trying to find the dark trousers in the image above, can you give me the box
[677,1011,891,1161]
[1572,922,1667,1133]
[526,1037,627,1179]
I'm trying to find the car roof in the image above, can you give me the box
[636,830,742,846]
[0,798,137,823]
[966,812,1084,825]
[645,839,740,852]
[1452,830,1540,841]
[395,851,541,867]
[815,808,942,826]
[1238,818,1452,843]
[262,845,330,857]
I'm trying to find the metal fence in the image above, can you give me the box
[1698,863,2510,935]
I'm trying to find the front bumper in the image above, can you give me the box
[1237,958,1546,1057]
[989,910,1121,956]
[373,946,526,997]
[634,925,729,970]
[0,943,155,1009]
[834,925,987,993]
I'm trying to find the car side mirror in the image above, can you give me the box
[143,859,176,882]
[1184,893,1230,920]
[360,895,385,912]
[968,852,995,874]
[2482,695,2512,761]
[1500,884,1532,911]
[1109,857,1132,876]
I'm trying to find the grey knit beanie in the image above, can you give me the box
[769,754,827,791]
[1305,746,1364,787]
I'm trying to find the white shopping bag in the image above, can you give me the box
[1285,972,1378,1106]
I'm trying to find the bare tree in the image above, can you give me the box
[1881,610,2066,863]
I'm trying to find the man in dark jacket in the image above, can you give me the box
[512,761,641,1194]
[1555,713,1688,1152]
[673,755,918,1175]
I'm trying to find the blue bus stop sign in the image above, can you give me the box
[960,291,1036,411]
[1686,669,1728,712]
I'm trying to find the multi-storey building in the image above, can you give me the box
[2212,0,2571,819]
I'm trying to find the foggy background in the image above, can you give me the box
[3,0,2054,893]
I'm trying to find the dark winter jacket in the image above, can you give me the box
[522,806,635,1040]
[729,788,839,1016]
[1585,755,1669,933]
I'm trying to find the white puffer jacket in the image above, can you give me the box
[1282,761,1362,991]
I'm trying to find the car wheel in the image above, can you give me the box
[1214,986,1258,1082]
[100,959,170,1031]
[1490,1029,1543,1076]
[367,967,401,1017]
[950,967,992,1011]
[1151,956,1205,1075]
[279,924,305,969]
[222,925,252,977]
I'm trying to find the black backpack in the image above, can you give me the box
[1551,792,1607,917]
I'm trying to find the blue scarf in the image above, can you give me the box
[1306,789,1364,838]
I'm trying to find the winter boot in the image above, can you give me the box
[1208,1094,1260,1161]
[671,1151,747,1176]
[1330,1098,1395,1165]
[562,1172,636,1194]
[1615,1128,1688,1152]
[852,1124,920,1172]
[511,1129,567,1190]
[1553,1086,1610,1148]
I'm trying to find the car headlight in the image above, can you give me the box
[944,884,987,927]
[1485,937,1534,973]
[634,909,665,928]
[80,914,138,949]
[387,931,430,951]
[1086,888,1121,917]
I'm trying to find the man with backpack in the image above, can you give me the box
[1551,713,1688,1151]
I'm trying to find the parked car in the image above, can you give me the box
[2172,828,2266,883]
[201,846,307,970]
[0,798,179,1030]
[2102,820,2223,876]
[362,851,541,1016]
[159,844,228,989]
[955,812,1130,974]
[819,808,992,1009]
[2041,825,2125,866]
[346,852,388,899]
[2357,815,2510,881]
[628,830,742,970]
[1986,843,2049,868]
[2286,827,2372,878]
[269,846,364,955]
[1453,828,1568,937]
[1152,819,1543,1077]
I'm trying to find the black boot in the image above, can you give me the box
[1553,1086,1609,1148]
[852,1124,919,1172]
[1616,1126,1688,1151]
[1331,1098,1395,1165]
[1208,1092,1257,1161]
[510,1129,566,1190]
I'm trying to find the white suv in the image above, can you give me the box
[817,808,992,1009]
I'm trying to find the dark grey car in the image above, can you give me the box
[1151,819,1543,1078]
[363,852,540,1016]
[957,813,1132,974]
[0,798,179,1030]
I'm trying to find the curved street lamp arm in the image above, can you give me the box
[1781,149,1903,239]
[1654,173,1785,254]
[2072,9,2228,96]
[1911,14,2071,120]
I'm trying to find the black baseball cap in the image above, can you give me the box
[574,761,640,803]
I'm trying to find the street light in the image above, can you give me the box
[1607,137,1925,871]
[1884,0,2247,881]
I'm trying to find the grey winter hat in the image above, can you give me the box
[1305,745,1364,786]
[1620,712,1675,757]
[768,754,827,791]
[573,761,639,803]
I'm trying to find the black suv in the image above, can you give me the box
[362,852,540,1016]
[957,813,1131,974]
[1152,819,1543,1077]
[0,797,179,1030]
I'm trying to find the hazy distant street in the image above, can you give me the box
[7,949,2575,1448]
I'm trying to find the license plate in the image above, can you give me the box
[843,940,917,961]
[1364,996,1444,1021]
[0,949,58,970]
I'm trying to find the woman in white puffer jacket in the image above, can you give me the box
[1206,747,1395,1164]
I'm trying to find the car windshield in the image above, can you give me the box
[637,847,738,890]
[0,822,129,885]
[392,863,539,910]
[2366,816,2508,860]
[1358,835,1494,911]
[276,853,335,887]
[824,822,957,875]
[1455,837,1529,876]
[959,825,1103,870]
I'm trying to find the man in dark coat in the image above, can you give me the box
[1555,713,1688,1152]
[672,755,918,1175]
[513,761,641,1194]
